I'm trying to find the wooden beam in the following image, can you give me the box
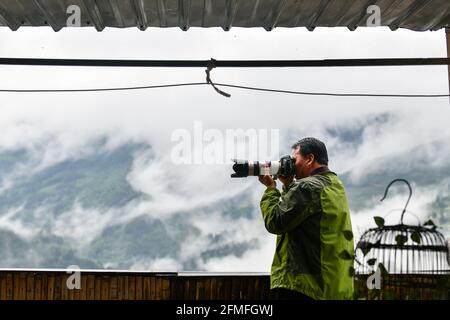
[447,28,450,100]
[1,57,449,68]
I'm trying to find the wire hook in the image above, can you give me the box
[380,178,412,225]
[205,58,231,98]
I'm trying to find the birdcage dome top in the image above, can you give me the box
[355,179,450,274]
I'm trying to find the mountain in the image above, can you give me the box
[0,131,448,270]
[0,143,145,268]
[0,142,261,270]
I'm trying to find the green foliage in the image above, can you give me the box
[423,219,437,231]
[357,241,372,256]
[395,234,408,246]
[367,258,377,266]
[360,246,371,256]
[377,263,388,276]
[410,231,422,244]
[369,289,381,300]
[374,216,385,228]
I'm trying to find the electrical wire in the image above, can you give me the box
[0,82,206,93]
[0,81,448,98]
[214,83,450,98]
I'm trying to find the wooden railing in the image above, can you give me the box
[1,269,448,300]
[355,273,450,300]
[0,270,270,300]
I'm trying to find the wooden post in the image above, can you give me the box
[447,28,450,102]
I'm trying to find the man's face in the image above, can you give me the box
[291,147,314,179]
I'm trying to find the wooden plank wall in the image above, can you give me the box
[355,274,450,300]
[1,271,448,300]
[0,271,271,300]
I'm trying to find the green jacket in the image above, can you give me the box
[260,167,354,300]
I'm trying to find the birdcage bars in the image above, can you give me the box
[355,179,450,275]
[356,225,449,274]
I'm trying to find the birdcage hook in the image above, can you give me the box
[380,178,412,225]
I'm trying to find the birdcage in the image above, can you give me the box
[355,179,450,300]
[354,179,450,300]
[356,179,450,275]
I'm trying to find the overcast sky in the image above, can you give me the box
[0,26,448,171]
[0,26,449,271]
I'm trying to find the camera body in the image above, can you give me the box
[231,155,295,178]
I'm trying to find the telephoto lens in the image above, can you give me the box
[231,155,295,178]
[231,160,281,178]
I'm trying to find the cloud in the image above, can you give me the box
[128,257,182,272]
[122,209,276,272]
[127,150,253,214]
[193,212,276,272]
[51,201,123,247]
[314,107,450,181]
[0,206,37,239]
[351,184,442,241]
[0,27,448,271]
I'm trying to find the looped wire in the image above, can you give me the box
[205,58,231,98]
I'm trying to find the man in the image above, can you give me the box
[259,137,354,300]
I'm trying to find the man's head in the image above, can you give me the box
[291,137,328,179]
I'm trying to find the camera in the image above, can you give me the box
[231,155,295,178]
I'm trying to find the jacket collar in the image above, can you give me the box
[310,165,330,176]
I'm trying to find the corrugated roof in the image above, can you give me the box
[0,0,448,32]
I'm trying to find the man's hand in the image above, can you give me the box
[258,175,276,188]
[278,175,294,189]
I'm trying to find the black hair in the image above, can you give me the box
[291,137,328,165]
